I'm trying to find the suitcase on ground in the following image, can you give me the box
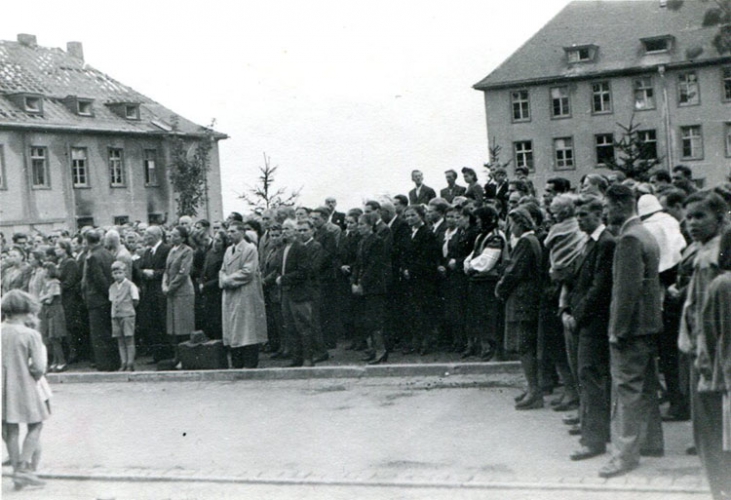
[177,340,228,370]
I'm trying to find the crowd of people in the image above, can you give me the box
[1,163,731,494]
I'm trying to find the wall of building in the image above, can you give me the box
[0,130,224,234]
[483,64,730,193]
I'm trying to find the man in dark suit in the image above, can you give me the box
[563,196,616,461]
[598,184,664,478]
[311,207,342,349]
[325,197,346,231]
[408,170,437,206]
[278,219,317,366]
[440,169,466,204]
[427,198,449,241]
[81,229,118,371]
[298,218,329,362]
[137,226,171,362]
[381,200,410,349]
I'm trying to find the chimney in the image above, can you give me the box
[17,34,37,47]
[67,41,84,62]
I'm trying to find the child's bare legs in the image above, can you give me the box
[125,336,136,371]
[51,339,66,368]
[117,337,128,370]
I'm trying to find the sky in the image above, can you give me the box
[2,0,572,214]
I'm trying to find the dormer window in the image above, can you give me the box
[24,96,42,113]
[125,104,139,120]
[642,35,673,54]
[77,100,93,116]
[564,44,597,64]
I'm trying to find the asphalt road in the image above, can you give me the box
[1,375,708,499]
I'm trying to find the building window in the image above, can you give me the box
[24,96,42,113]
[678,72,700,106]
[30,147,49,188]
[591,81,612,114]
[723,67,731,101]
[595,134,615,166]
[642,36,673,54]
[125,104,139,120]
[680,126,703,160]
[109,148,125,186]
[71,147,89,187]
[725,123,731,157]
[144,149,158,185]
[76,216,94,230]
[638,129,658,160]
[564,45,597,64]
[513,141,534,171]
[550,86,570,118]
[511,90,530,122]
[0,145,5,190]
[77,100,93,116]
[553,137,575,170]
[634,77,655,110]
[113,215,129,226]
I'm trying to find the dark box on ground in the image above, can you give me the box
[177,340,228,370]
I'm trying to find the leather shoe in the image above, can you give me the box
[287,360,303,367]
[563,415,580,426]
[514,391,528,403]
[515,395,544,410]
[570,446,605,461]
[686,445,697,456]
[368,352,389,365]
[567,424,582,436]
[361,351,376,362]
[598,459,637,478]
[312,353,330,363]
[554,399,580,412]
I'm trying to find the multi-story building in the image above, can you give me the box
[474,1,731,191]
[0,34,226,234]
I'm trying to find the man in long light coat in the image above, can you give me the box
[220,221,268,368]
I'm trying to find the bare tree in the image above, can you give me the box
[238,153,301,210]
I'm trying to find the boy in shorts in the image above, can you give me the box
[109,260,139,371]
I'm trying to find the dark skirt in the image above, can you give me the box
[466,279,502,343]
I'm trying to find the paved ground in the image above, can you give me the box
[2,375,708,499]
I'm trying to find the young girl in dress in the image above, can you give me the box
[39,262,67,372]
[1,289,49,489]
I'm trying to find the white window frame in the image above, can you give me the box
[553,137,575,170]
[109,148,125,187]
[71,147,89,187]
[678,72,700,106]
[0,145,5,190]
[550,86,570,118]
[591,81,612,114]
[144,149,158,186]
[634,77,655,110]
[725,123,731,158]
[125,104,140,120]
[638,129,658,160]
[77,100,93,116]
[680,125,703,160]
[513,141,534,171]
[30,146,49,188]
[511,90,530,122]
[595,134,615,166]
[723,67,731,102]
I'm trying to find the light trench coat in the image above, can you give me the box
[219,240,268,348]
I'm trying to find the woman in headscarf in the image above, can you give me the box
[463,206,507,360]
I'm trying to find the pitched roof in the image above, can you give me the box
[474,0,731,90]
[0,38,226,138]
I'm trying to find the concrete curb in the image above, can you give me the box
[47,361,522,384]
[24,470,709,494]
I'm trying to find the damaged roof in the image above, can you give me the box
[0,38,226,139]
